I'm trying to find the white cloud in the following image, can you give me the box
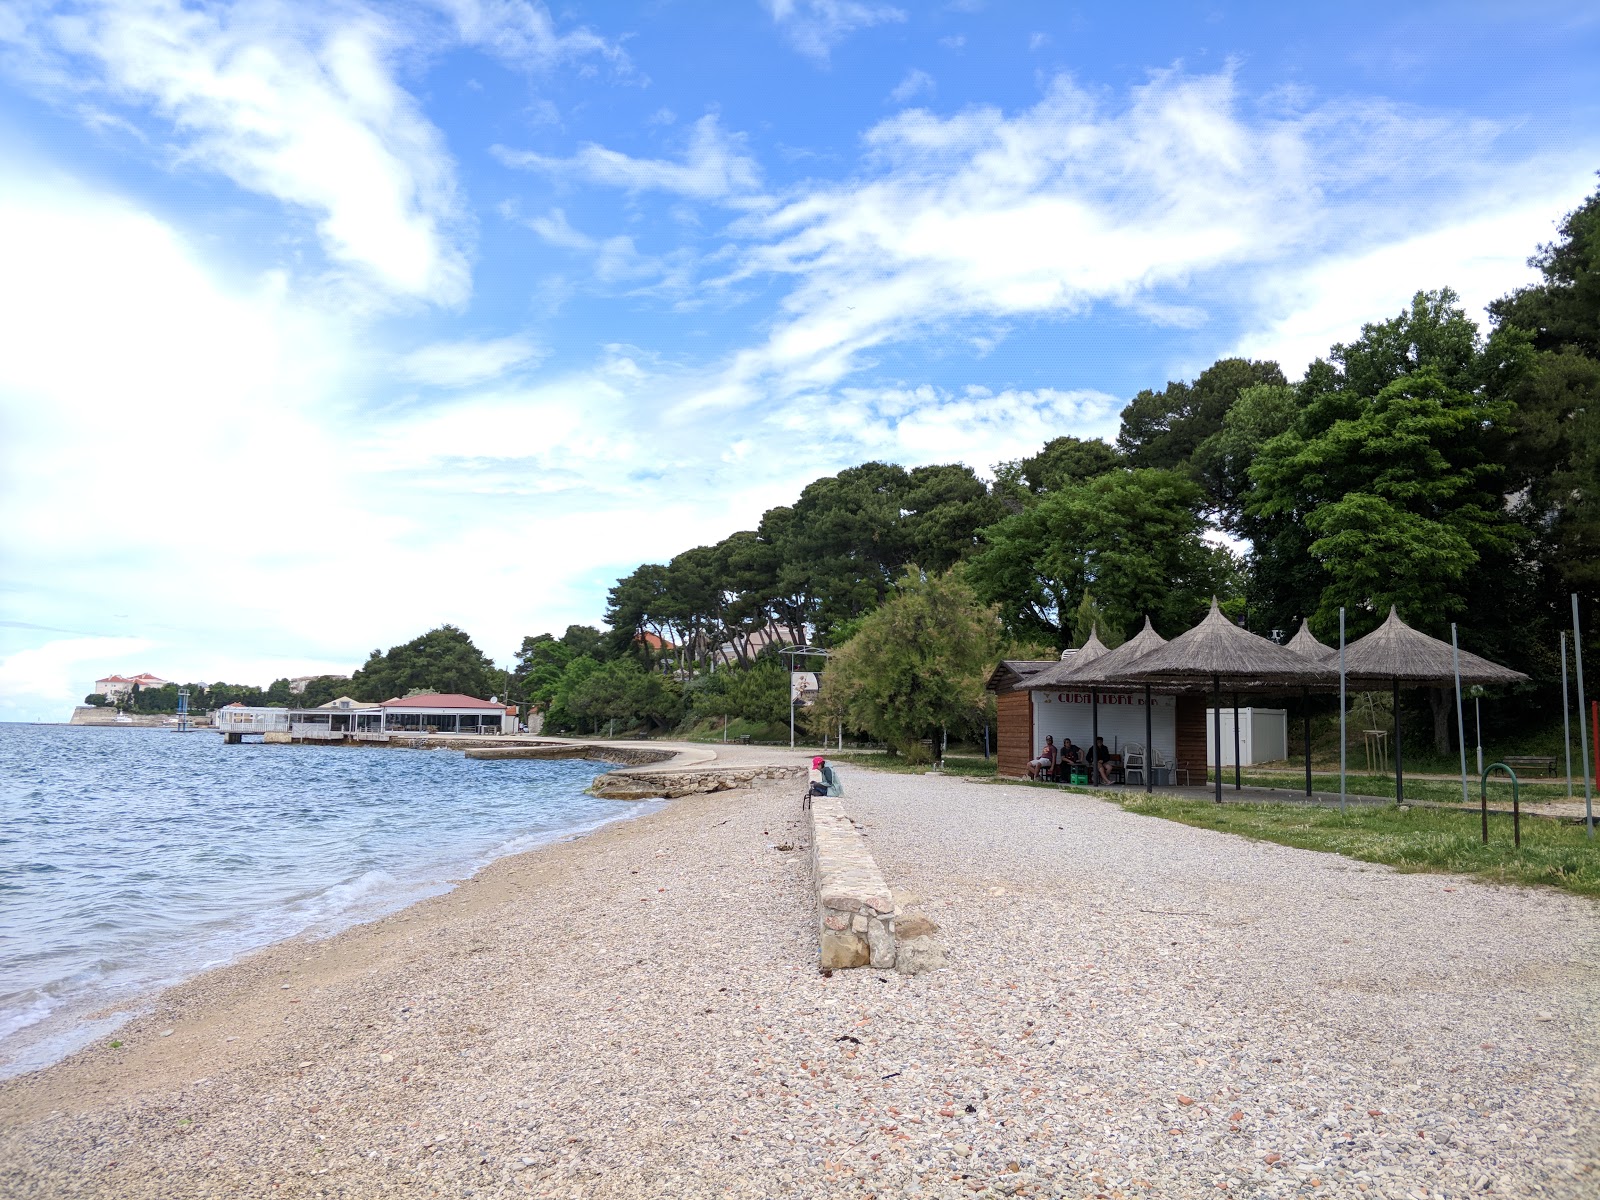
[398,335,543,387]
[1232,164,1596,378]
[437,0,628,72]
[764,0,906,63]
[679,68,1594,407]
[0,636,155,717]
[509,206,676,284]
[888,67,934,104]
[2,0,470,304]
[1028,31,1049,51]
[494,114,763,201]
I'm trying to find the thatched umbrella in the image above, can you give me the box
[1284,619,1337,797]
[1053,617,1172,793]
[1024,629,1115,776]
[1118,600,1338,803]
[1342,607,1529,803]
[1026,629,1112,689]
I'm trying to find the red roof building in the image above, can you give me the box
[378,693,508,733]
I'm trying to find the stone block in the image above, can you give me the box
[866,919,896,969]
[823,912,850,931]
[894,934,945,975]
[820,928,869,970]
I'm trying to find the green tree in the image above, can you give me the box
[1489,181,1600,357]
[992,435,1123,511]
[83,693,107,706]
[349,625,499,701]
[512,629,607,711]
[1069,593,1124,649]
[1489,184,1600,592]
[686,654,790,728]
[566,657,683,733]
[1249,360,1518,635]
[1116,358,1287,469]
[967,469,1228,647]
[818,569,1002,760]
[1190,383,1300,531]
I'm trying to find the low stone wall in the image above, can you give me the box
[808,795,942,974]
[592,765,805,801]
[67,708,209,728]
[461,743,675,766]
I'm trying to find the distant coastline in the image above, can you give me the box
[65,707,209,728]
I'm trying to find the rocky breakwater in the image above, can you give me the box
[809,793,942,974]
[463,740,806,801]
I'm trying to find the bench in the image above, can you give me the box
[1500,756,1557,777]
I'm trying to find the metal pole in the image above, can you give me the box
[1452,624,1469,807]
[1339,608,1346,814]
[1561,632,1573,798]
[1092,688,1099,783]
[1144,683,1153,794]
[1475,696,1483,777]
[1574,594,1592,838]
[1232,691,1242,789]
[1213,673,1223,804]
[1392,677,1404,804]
[1303,687,1312,798]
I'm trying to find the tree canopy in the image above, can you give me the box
[349,625,501,702]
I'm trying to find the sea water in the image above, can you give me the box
[0,723,655,1079]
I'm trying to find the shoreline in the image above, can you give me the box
[0,788,664,1084]
[6,762,1594,1198]
[0,738,815,1099]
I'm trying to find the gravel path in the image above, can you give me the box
[2,768,1596,1198]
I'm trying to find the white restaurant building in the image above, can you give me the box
[213,693,516,740]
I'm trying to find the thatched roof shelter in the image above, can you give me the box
[1343,607,1529,686]
[1117,600,1337,688]
[984,660,1056,693]
[1286,618,1337,665]
[1026,627,1112,689]
[1034,616,1169,688]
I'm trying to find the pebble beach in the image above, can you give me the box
[2,764,1597,1198]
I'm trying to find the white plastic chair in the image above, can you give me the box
[1122,742,1145,786]
[1151,748,1188,786]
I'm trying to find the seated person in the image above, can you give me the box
[1027,734,1057,780]
[1085,735,1116,784]
[1058,738,1082,767]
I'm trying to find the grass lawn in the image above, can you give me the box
[1114,792,1600,899]
[1219,769,1574,806]
[827,752,1001,778]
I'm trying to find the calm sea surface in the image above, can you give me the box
[0,723,651,1078]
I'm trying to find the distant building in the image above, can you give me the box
[214,692,513,741]
[290,674,349,694]
[94,672,170,701]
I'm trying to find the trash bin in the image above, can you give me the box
[1151,766,1171,786]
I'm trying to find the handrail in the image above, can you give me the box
[1480,763,1521,847]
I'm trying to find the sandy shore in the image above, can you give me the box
[3,765,1598,1198]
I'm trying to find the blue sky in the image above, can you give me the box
[1,0,1597,719]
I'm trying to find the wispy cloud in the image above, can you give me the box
[687,68,1564,404]
[398,335,543,387]
[763,0,906,63]
[495,114,763,201]
[436,0,629,73]
[888,68,934,104]
[3,0,472,304]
